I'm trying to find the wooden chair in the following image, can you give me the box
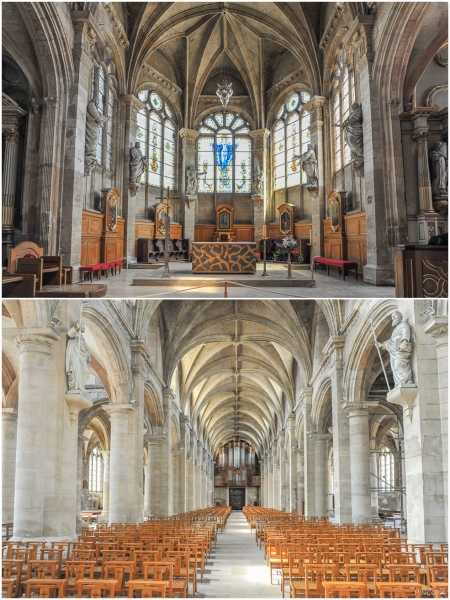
[24,578,68,598]
[377,582,423,598]
[26,559,59,580]
[410,544,434,565]
[387,564,422,583]
[429,582,449,597]
[291,563,339,598]
[76,578,118,597]
[72,549,96,562]
[428,564,449,584]
[2,559,23,597]
[165,552,190,597]
[322,581,368,598]
[127,580,168,598]
[103,560,136,594]
[388,552,419,565]
[142,562,174,597]
[2,579,16,598]
[65,561,96,594]
[344,563,378,597]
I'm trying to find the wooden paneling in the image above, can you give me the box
[194,225,216,242]
[294,222,312,239]
[81,210,125,266]
[134,221,183,255]
[344,211,367,273]
[195,224,254,242]
[234,225,254,242]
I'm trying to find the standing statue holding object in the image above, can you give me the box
[429,141,448,197]
[252,165,264,196]
[186,165,198,195]
[374,311,413,387]
[66,321,91,393]
[129,141,147,197]
[294,144,319,186]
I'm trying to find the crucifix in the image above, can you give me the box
[155,186,181,278]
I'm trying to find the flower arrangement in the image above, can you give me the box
[272,236,304,263]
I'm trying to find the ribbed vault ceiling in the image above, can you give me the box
[156,300,316,453]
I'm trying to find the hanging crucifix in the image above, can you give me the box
[155,186,181,278]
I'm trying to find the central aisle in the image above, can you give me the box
[196,511,280,598]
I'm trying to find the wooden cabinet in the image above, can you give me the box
[81,210,125,266]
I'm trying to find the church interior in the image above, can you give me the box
[1,2,448,299]
[1,298,448,597]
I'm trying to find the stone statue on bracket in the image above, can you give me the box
[85,98,108,175]
[333,102,364,176]
[295,144,319,186]
[186,165,198,196]
[375,311,413,387]
[66,321,91,393]
[429,141,448,197]
[129,141,147,198]
[252,165,264,196]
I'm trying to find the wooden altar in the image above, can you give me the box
[192,242,257,273]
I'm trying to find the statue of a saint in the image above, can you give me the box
[333,102,364,158]
[429,141,448,197]
[186,165,197,195]
[295,144,318,186]
[129,142,147,197]
[66,321,91,393]
[252,165,264,196]
[375,311,413,387]
[85,98,108,157]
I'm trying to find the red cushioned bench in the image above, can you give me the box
[313,257,358,281]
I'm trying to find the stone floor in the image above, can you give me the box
[85,263,396,299]
[196,511,281,598]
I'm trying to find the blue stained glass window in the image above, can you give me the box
[216,134,234,193]
[150,92,163,110]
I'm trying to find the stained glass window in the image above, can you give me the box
[135,91,177,189]
[333,92,342,172]
[95,67,105,163]
[197,111,252,193]
[91,65,116,170]
[89,446,103,493]
[272,91,311,191]
[106,92,115,171]
[333,65,355,172]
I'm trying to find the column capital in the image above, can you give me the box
[103,403,134,418]
[13,329,60,356]
[43,96,60,110]
[303,96,326,122]
[413,129,429,143]
[299,387,313,405]
[101,450,110,459]
[2,408,18,422]
[144,434,166,446]
[308,433,332,442]
[424,316,448,341]
[249,128,270,145]
[179,128,200,150]
[2,128,19,144]
[341,401,379,415]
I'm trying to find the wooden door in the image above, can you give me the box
[229,488,245,510]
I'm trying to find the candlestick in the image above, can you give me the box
[263,225,267,239]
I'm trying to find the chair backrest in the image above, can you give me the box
[76,578,118,598]
[305,564,339,596]
[103,561,136,591]
[428,564,449,583]
[72,549,96,562]
[65,561,96,581]
[2,559,23,581]
[322,581,368,598]
[345,563,378,583]
[27,560,58,580]
[8,241,43,274]
[387,564,421,583]
[127,580,167,598]
[378,582,423,598]
[24,578,67,598]
[388,552,418,565]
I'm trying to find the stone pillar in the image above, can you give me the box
[352,17,393,284]
[259,458,265,507]
[287,415,297,513]
[301,388,315,516]
[76,435,86,531]
[104,404,134,523]
[278,435,286,511]
[424,314,448,538]
[143,462,150,518]
[100,451,110,523]
[194,440,202,510]
[310,434,331,517]
[2,409,18,524]
[179,129,200,249]
[249,129,270,245]
[272,442,280,509]
[60,14,96,268]
[296,450,305,515]
[145,435,166,517]
[267,449,274,508]
[2,127,20,259]
[342,402,376,524]
[328,336,352,524]
[370,451,381,522]
[187,436,196,512]
[303,96,326,258]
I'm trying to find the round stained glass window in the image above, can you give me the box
[301,92,311,104]
[275,103,284,119]
[165,104,173,118]
[150,92,163,110]
[286,93,299,112]
[138,90,148,102]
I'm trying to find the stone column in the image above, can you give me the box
[370,451,381,522]
[186,436,196,512]
[145,435,167,517]
[272,442,280,509]
[296,450,305,515]
[194,440,202,510]
[60,14,96,268]
[2,127,20,259]
[310,434,331,517]
[278,435,286,511]
[423,312,448,541]
[2,409,18,524]
[303,96,326,258]
[104,404,134,523]
[287,415,297,513]
[266,449,274,508]
[76,435,86,530]
[301,388,315,516]
[328,336,352,524]
[249,129,270,245]
[342,402,376,524]
[352,16,393,284]
[259,458,265,507]
[100,451,110,523]
[143,462,150,518]
[413,125,440,244]
[179,129,200,249]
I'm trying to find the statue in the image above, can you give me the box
[333,102,364,157]
[186,165,197,195]
[294,144,318,186]
[129,142,147,197]
[85,98,108,157]
[66,321,91,393]
[252,165,264,196]
[429,141,448,197]
[375,311,413,387]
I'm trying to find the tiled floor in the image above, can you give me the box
[87,263,395,299]
[195,511,281,598]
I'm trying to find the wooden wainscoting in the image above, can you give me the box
[344,211,367,274]
[81,210,125,266]
[135,221,184,255]
[194,224,254,242]
[323,219,347,260]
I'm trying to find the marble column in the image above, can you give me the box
[296,450,305,515]
[249,129,270,245]
[180,129,200,249]
[100,451,110,523]
[342,402,375,524]
[2,408,18,524]
[303,96,326,258]
[2,127,20,258]
[104,404,134,523]
[329,336,352,524]
[301,388,316,516]
[310,434,331,517]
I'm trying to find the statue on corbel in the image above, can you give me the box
[84,97,108,175]
[65,319,93,425]
[295,143,319,199]
[185,165,197,207]
[333,102,364,177]
[129,141,147,197]
[252,164,264,208]
[429,140,448,212]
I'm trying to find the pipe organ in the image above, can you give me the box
[214,438,260,487]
